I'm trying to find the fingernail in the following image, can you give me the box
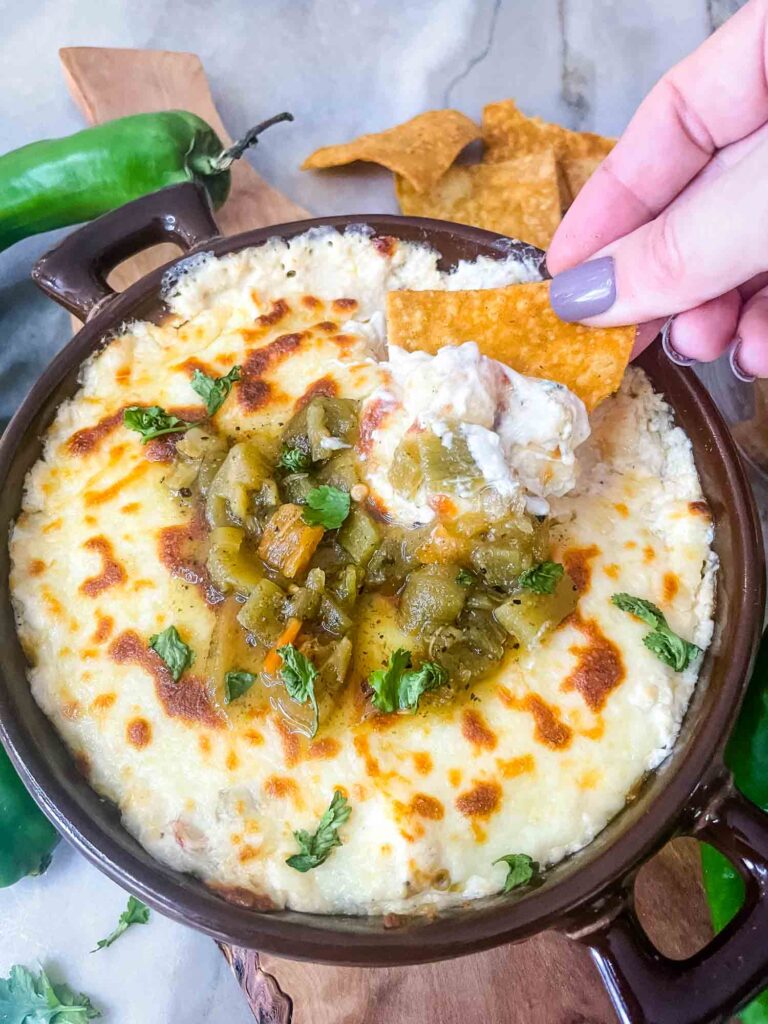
[549,256,616,322]
[660,316,696,367]
[729,338,756,383]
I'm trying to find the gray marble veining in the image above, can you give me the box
[0,0,753,1020]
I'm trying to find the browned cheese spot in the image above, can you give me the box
[497,753,535,778]
[238,332,305,411]
[562,544,600,594]
[603,563,620,580]
[448,768,462,788]
[255,298,290,327]
[563,615,626,712]
[127,717,152,748]
[85,462,150,506]
[62,700,81,721]
[357,396,396,456]
[411,752,433,775]
[158,507,223,607]
[91,692,117,713]
[498,687,573,749]
[372,235,397,257]
[353,733,381,778]
[644,546,656,564]
[238,844,260,863]
[333,297,358,313]
[461,707,498,752]
[109,630,224,728]
[66,408,126,456]
[307,737,341,759]
[301,295,322,310]
[28,559,46,576]
[296,375,339,410]
[80,536,127,597]
[663,572,680,602]
[264,775,299,800]
[273,717,301,768]
[689,500,711,518]
[410,793,445,820]
[243,729,265,747]
[315,320,338,332]
[614,502,629,518]
[456,780,502,819]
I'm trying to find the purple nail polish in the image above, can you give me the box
[660,316,696,367]
[729,339,756,383]
[549,256,616,322]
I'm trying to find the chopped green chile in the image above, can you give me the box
[398,564,467,636]
[206,441,270,525]
[319,594,353,637]
[283,397,359,463]
[237,578,286,645]
[317,449,359,492]
[365,527,430,588]
[470,539,534,589]
[284,568,326,621]
[338,507,381,567]
[280,472,316,505]
[207,526,264,594]
[494,573,578,645]
[388,433,423,499]
[417,425,483,495]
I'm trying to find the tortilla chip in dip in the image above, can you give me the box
[301,110,479,192]
[395,152,562,249]
[386,281,634,410]
[481,100,614,207]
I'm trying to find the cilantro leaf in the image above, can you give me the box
[190,365,241,417]
[611,593,665,628]
[224,670,257,704]
[278,644,319,736]
[456,569,476,587]
[518,561,564,595]
[279,446,311,473]
[286,790,351,872]
[369,649,447,713]
[0,964,101,1022]
[612,592,700,672]
[123,405,193,443]
[643,629,700,672]
[494,853,537,893]
[302,486,351,529]
[148,625,195,681]
[93,895,150,952]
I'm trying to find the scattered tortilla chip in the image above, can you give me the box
[301,110,480,193]
[387,283,634,410]
[395,152,562,249]
[560,154,606,203]
[481,100,614,208]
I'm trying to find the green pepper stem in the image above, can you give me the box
[211,112,294,172]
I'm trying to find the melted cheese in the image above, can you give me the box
[9,229,715,915]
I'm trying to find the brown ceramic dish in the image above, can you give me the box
[0,183,767,1024]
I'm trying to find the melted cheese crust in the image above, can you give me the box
[9,230,715,915]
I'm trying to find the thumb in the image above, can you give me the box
[549,135,768,326]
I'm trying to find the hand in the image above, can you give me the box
[547,0,768,380]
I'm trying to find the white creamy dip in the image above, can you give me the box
[359,341,590,523]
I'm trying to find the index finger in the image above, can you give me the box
[547,0,768,274]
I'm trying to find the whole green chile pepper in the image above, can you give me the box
[0,745,59,887]
[0,110,292,253]
[701,629,768,1023]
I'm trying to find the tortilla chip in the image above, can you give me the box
[395,152,562,249]
[561,155,605,203]
[482,100,614,208]
[301,110,480,193]
[387,283,634,410]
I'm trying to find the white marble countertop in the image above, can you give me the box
[0,0,755,1021]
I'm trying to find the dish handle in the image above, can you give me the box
[32,182,220,321]
[581,781,768,1023]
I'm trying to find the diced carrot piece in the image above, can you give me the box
[264,618,302,674]
[257,503,324,578]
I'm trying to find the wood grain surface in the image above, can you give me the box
[58,47,720,1024]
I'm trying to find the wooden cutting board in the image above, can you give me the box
[57,47,716,1023]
